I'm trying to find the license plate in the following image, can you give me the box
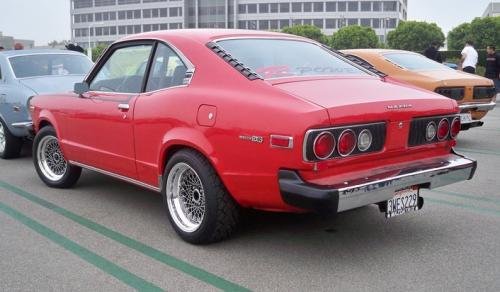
[460,112,472,124]
[386,187,419,218]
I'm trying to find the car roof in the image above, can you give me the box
[343,49,420,56]
[0,49,86,58]
[120,29,310,44]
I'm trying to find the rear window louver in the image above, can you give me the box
[206,42,262,81]
[330,48,388,78]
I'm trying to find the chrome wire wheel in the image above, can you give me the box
[166,163,206,233]
[36,135,67,182]
[0,122,5,153]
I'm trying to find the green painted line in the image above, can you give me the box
[455,148,500,157]
[0,180,249,292]
[430,189,500,206]
[0,201,163,292]
[424,197,500,218]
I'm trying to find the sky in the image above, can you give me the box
[0,0,495,46]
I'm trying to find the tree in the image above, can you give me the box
[447,16,500,50]
[281,25,328,44]
[92,44,108,62]
[331,25,379,49]
[387,21,445,51]
[447,23,471,50]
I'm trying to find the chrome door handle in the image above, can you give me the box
[118,103,130,111]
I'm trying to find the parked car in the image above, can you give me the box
[443,62,458,70]
[30,30,476,244]
[341,49,496,130]
[0,49,92,158]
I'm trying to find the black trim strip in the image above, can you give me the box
[206,42,262,81]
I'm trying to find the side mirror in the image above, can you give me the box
[74,82,89,95]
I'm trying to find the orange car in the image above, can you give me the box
[342,49,497,130]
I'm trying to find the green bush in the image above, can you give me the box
[331,25,379,49]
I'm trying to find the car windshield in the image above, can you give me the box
[9,54,93,78]
[383,53,451,71]
[216,39,368,79]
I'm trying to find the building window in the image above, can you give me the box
[160,23,168,30]
[238,4,246,14]
[325,19,336,29]
[169,7,180,17]
[279,19,290,29]
[303,19,312,25]
[117,0,139,4]
[338,2,346,11]
[238,21,246,29]
[372,18,380,28]
[313,2,324,12]
[360,19,371,27]
[361,1,372,11]
[348,1,359,11]
[74,0,92,9]
[270,3,278,13]
[259,3,269,13]
[347,18,358,26]
[248,20,257,30]
[160,8,167,17]
[325,2,336,12]
[143,9,151,18]
[292,2,302,12]
[303,2,312,12]
[292,19,302,26]
[383,1,397,11]
[313,19,323,29]
[247,4,257,13]
[279,3,290,13]
[94,0,116,7]
[258,20,268,30]
[372,2,381,11]
[118,26,126,35]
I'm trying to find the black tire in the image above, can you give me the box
[33,126,81,188]
[0,118,23,159]
[162,149,240,244]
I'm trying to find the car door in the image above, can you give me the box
[61,41,155,179]
[132,42,193,186]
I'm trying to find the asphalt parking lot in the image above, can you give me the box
[1,101,500,291]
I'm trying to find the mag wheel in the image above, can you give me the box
[163,149,240,244]
[33,126,81,188]
[0,118,23,159]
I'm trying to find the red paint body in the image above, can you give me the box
[30,30,459,212]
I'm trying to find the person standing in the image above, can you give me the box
[485,45,500,93]
[424,41,443,63]
[460,41,478,74]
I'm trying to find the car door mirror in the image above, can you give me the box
[74,82,89,95]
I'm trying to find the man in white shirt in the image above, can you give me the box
[460,41,478,74]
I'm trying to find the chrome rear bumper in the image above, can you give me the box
[459,101,496,112]
[279,152,476,213]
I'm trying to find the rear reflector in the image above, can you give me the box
[437,119,449,141]
[450,117,460,138]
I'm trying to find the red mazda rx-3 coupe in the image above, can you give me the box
[29,30,476,244]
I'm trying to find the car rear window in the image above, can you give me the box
[9,54,93,78]
[383,53,451,71]
[216,39,368,79]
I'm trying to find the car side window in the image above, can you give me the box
[89,44,153,93]
[146,43,188,92]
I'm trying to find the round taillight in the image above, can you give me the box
[437,119,449,141]
[426,121,437,141]
[450,117,460,138]
[313,132,335,160]
[338,129,356,157]
[357,129,373,152]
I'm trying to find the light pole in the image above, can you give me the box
[87,22,104,60]
[384,17,390,44]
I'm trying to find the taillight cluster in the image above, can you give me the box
[435,87,465,101]
[304,122,386,162]
[473,86,496,99]
[409,115,460,147]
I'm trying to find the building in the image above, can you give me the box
[483,1,500,17]
[0,32,35,50]
[71,0,408,48]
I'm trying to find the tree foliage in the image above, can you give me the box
[331,25,379,49]
[281,25,329,44]
[448,17,500,50]
[387,21,445,51]
[92,44,108,62]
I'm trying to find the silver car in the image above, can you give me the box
[0,49,92,158]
